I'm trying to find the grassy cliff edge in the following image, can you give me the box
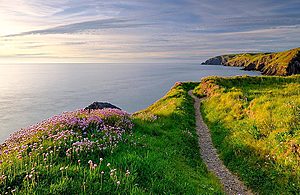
[0,82,223,194]
[201,48,300,76]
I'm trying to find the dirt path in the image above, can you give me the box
[188,90,253,195]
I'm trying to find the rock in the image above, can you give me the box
[201,56,228,65]
[85,102,121,110]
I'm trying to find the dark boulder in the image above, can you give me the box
[85,102,121,110]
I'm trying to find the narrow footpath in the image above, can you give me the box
[188,90,253,195]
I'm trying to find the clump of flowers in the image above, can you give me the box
[0,108,132,160]
[0,108,133,193]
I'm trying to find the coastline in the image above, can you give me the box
[0,64,261,143]
[0,75,299,194]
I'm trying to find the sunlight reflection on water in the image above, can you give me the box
[0,63,260,142]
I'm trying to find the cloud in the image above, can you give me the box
[1,0,300,63]
[5,18,154,37]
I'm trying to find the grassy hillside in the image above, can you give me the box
[3,74,299,194]
[194,75,300,194]
[0,82,223,194]
[202,48,300,76]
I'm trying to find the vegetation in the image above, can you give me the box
[202,47,300,75]
[0,82,223,194]
[194,75,300,194]
[130,82,222,194]
[0,109,135,194]
[4,72,299,194]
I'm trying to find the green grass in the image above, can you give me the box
[129,82,223,194]
[0,82,223,194]
[194,75,300,194]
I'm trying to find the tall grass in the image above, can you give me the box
[131,82,223,194]
[195,75,300,194]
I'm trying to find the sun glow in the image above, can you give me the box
[0,0,299,63]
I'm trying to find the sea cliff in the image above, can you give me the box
[201,47,300,76]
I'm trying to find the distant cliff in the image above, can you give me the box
[201,48,300,76]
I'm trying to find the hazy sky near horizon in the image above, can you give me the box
[0,0,300,63]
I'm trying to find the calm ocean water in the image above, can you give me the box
[0,63,260,142]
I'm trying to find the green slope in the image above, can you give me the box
[0,82,223,194]
[202,48,300,76]
[194,75,300,194]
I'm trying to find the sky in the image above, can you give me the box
[0,0,300,63]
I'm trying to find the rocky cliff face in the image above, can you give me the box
[201,48,300,76]
[287,51,300,75]
[201,56,227,65]
[201,55,235,65]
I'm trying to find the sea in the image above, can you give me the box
[0,63,260,142]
